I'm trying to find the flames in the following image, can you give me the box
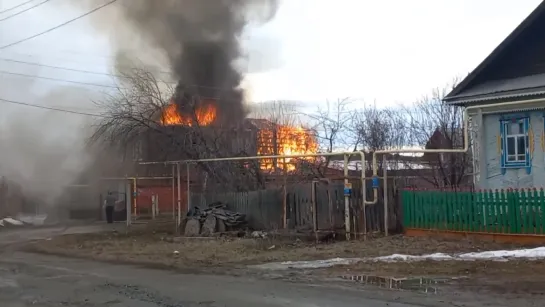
[257,125,318,171]
[159,102,318,171]
[160,103,217,126]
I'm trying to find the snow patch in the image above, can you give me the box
[1,218,24,226]
[251,258,362,270]
[251,247,545,270]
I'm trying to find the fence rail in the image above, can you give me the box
[402,188,545,235]
[191,179,403,233]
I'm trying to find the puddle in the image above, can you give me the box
[341,275,465,294]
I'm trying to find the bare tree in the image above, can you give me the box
[400,82,471,188]
[349,103,409,172]
[303,98,355,177]
[89,67,266,192]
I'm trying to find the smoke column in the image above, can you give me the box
[0,86,96,217]
[78,0,279,122]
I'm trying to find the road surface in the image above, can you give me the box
[0,225,538,306]
[0,252,435,307]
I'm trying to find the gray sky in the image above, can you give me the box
[0,0,541,198]
[0,0,542,112]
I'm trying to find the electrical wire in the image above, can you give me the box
[0,69,118,88]
[0,65,369,115]
[0,0,35,14]
[0,0,118,50]
[0,96,342,137]
[0,97,106,117]
[0,67,363,115]
[0,0,52,22]
[0,57,123,77]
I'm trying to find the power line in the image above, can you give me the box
[0,66,371,111]
[0,0,52,22]
[0,0,118,50]
[0,69,118,88]
[0,59,232,92]
[0,0,35,14]
[0,97,105,117]
[0,65,379,111]
[0,57,121,77]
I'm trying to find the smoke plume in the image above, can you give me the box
[80,0,279,122]
[0,85,96,216]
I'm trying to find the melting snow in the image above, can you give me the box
[0,218,24,226]
[251,247,545,270]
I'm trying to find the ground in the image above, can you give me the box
[1,222,544,306]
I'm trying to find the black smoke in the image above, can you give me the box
[91,0,279,123]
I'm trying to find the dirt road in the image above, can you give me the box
[0,252,433,307]
[0,225,542,306]
[0,226,420,306]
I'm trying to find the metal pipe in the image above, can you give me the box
[138,150,379,240]
[282,157,288,229]
[139,151,374,204]
[311,180,318,242]
[176,162,181,234]
[343,154,350,240]
[100,177,174,180]
[125,176,131,227]
[139,151,364,164]
[133,178,137,220]
[171,165,175,220]
[369,97,545,203]
[186,162,190,214]
[360,153,367,240]
[383,154,388,236]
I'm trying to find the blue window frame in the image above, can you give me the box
[499,116,531,173]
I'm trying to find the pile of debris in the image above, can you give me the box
[184,202,247,237]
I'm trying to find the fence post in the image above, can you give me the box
[538,188,545,234]
[522,188,530,234]
[507,189,516,234]
[402,189,408,229]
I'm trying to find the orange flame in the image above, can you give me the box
[160,103,217,126]
[257,125,318,171]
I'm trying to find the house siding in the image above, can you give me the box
[481,110,545,189]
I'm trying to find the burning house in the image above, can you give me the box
[69,0,327,218]
[134,97,319,178]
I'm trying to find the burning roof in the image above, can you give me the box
[158,102,319,172]
[160,102,217,126]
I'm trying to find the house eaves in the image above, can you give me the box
[445,73,545,106]
[443,2,545,105]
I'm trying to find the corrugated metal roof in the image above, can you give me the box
[444,2,545,105]
[453,73,545,98]
[448,89,545,105]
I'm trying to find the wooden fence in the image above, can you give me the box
[191,178,402,234]
[403,188,545,235]
[190,189,283,229]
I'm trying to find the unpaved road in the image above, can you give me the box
[0,252,427,307]
[0,226,541,306]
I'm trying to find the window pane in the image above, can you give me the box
[517,154,526,162]
[517,136,526,155]
[507,122,521,134]
[507,155,516,162]
[507,137,516,155]
[519,122,524,134]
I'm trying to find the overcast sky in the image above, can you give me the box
[0,0,542,114]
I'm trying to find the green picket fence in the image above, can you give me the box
[402,188,545,234]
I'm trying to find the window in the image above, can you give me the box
[500,117,530,169]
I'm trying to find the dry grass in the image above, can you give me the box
[26,222,530,270]
[25,221,545,297]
